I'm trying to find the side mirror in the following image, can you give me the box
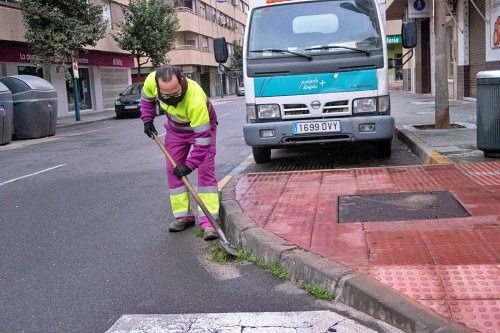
[119,92,123,96]
[402,20,417,49]
[213,37,229,63]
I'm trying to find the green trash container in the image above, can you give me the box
[0,82,13,145]
[0,75,58,140]
[477,71,500,158]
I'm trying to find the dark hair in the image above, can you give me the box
[155,65,182,83]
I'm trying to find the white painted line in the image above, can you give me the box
[218,113,230,118]
[218,153,253,191]
[158,133,166,138]
[0,164,68,186]
[64,127,113,137]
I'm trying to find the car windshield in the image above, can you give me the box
[122,84,143,95]
[247,0,382,58]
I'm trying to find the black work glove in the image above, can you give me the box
[144,122,158,138]
[173,164,192,179]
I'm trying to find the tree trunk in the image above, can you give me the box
[136,55,141,78]
[434,0,450,129]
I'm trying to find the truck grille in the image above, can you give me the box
[283,104,309,116]
[323,100,349,113]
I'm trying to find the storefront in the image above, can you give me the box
[0,42,134,117]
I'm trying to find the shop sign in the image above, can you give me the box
[387,34,402,45]
[0,43,134,68]
[408,0,432,18]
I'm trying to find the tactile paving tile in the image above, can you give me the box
[428,243,498,265]
[388,167,441,191]
[437,265,500,300]
[448,300,500,333]
[476,228,500,244]
[368,265,446,300]
[355,168,398,192]
[418,299,452,319]
[456,162,500,187]
[421,229,484,246]
[369,246,434,265]
[366,231,426,248]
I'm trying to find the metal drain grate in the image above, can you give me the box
[272,160,336,171]
[338,191,471,223]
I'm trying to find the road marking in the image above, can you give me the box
[158,133,166,138]
[64,127,113,137]
[218,113,230,118]
[0,164,68,186]
[106,311,392,333]
[218,153,253,191]
[0,127,113,151]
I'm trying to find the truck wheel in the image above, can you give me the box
[376,139,392,158]
[252,147,271,164]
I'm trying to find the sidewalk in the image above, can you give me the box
[55,94,243,129]
[220,91,499,333]
[391,90,495,164]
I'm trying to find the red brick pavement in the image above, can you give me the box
[235,162,500,333]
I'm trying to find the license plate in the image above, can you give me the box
[292,120,341,134]
[124,105,137,110]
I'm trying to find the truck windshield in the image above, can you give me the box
[247,0,382,58]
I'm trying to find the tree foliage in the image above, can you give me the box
[230,40,243,69]
[21,0,106,71]
[113,0,179,74]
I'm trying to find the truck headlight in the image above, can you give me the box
[378,95,390,114]
[246,104,256,122]
[353,98,377,114]
[257,104,281,119]
[115,100,122,106]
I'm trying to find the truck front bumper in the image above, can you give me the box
[243,116,394,147]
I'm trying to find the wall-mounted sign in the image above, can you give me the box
[492,0,500,48]
[408,0,432,19]
[387,34,402,45]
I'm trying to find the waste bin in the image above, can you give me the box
[477,71,500,158]
[0,82,13,145]
[0,75,58,140]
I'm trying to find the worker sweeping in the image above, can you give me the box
[140,64,219,241]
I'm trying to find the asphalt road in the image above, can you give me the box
[0,98,413,332]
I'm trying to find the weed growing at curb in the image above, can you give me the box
[236,250,289,280]
[194,227,204,238]
[209,243,232,264]
[301,282,335,301]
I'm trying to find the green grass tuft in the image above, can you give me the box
[209,243,232,264]
[194,227,204,238]
[301,282,335,301]
[236,250,289,280]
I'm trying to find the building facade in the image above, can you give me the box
[387,0,500,100]
[132,0,248,97]
[0,0,134,117]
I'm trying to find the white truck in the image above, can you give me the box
[240,0,395,163]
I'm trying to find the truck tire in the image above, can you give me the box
[252,147,271,164]
[375,139,392,158]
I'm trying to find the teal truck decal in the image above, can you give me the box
[254,69,378,97]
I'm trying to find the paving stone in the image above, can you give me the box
[369,246,434,265]
[368,266,446,300]
[428,244,498,265]
[448,300,500,333]
[437,265,500,300]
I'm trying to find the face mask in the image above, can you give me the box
[156,75,187,108]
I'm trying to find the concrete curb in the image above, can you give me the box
[219,176,472,333]
[56,115,116,129]
[394,124,451,165]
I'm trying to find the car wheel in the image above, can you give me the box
[252,147,271,164]
[375,139,392,158]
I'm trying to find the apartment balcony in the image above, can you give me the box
[176,8,242,42]
[167,45,219,67]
